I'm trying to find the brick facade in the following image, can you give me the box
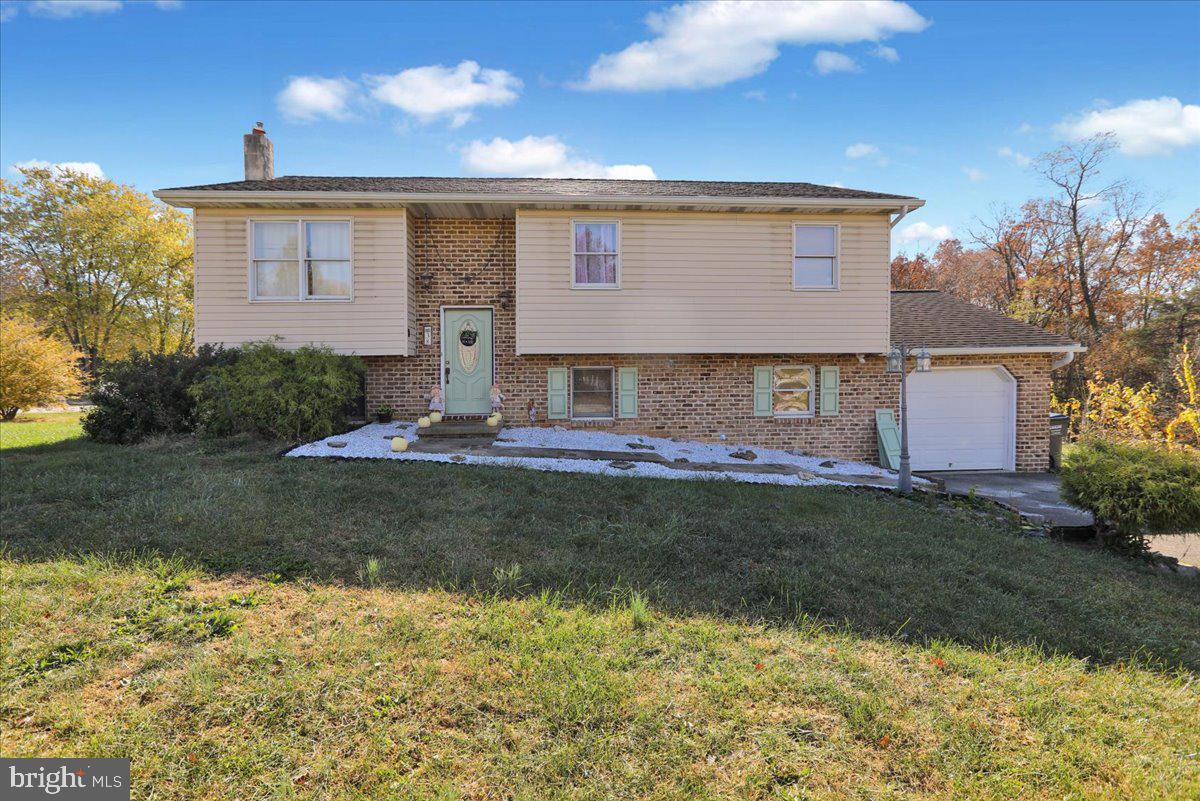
[365,218,1053,471]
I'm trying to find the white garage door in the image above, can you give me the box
[907,367,1015,471]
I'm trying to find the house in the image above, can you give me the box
[155,124,1083,472]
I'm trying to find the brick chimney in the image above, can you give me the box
[243,121,274,181]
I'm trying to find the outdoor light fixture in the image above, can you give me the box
[886,344,934,495]
[885,346,903,374]
[916,347,932,373]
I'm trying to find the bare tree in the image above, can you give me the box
[1035,134,1148,342]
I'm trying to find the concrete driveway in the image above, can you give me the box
[920,471,1094,529]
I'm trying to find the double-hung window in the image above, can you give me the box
[772,365,815,417]
[571,367,615,419]
[251,220,352,300]
[792,224,838,290]
[573,221,619,288]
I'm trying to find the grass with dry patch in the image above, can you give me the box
[2,424,1199,798]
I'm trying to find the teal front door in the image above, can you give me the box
[443,308,493,415]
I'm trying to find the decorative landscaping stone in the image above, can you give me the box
[730,449,757,461]
[673,457,689,463]
[326,441,347,449]
[820,460,836,468]
[627,442,656,450]
[608,460,636,470]
[450,455,467,463]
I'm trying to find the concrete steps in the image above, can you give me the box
[419,419,500,439]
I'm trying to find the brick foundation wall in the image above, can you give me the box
[365,218,1053,471]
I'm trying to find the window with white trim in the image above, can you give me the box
[251,220,351,300]
[573,221,619,288]
[571,367,615,419]
[773,365,815,416]
[792,224,838,289]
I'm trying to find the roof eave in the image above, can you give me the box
[921,345,1087,355]
[152,188,925,211]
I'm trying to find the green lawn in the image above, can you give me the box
[0,410,83,448]
[2,423,1198,799]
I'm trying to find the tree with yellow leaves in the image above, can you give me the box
[0,316,83,420]
[1165,342,1199,449]
[0,166,193,372]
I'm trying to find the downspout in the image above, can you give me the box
[1050,350,1075,370]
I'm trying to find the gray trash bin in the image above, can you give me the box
[1048,413,1069,471]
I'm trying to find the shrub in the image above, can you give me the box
[83,346,239,444]
[0,316,83,420]
[190,342,363,442]
[1061,438,1200,553]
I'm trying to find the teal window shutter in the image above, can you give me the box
[547,368,569,419]
[617,367,638,418]
[875,409,901,469]
[819,365,840,416]
[753,366,773,417]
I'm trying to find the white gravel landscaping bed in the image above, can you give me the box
[494,425,899,478]
[285,422,914,488]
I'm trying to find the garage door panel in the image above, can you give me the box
[908,368,1015,471]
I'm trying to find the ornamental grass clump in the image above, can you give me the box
[1061,437,1200,553]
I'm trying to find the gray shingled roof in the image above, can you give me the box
[891,290,1078,350]
[159,175,918,201]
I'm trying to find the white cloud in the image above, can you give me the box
[11,159,105,179]
[366,61,521,128]
[5,0,181,21]
[1016,122,1034,135]
[845,142,879,159]
[1054,97,1200,156]
[743,89,767,101]
[997,146,1031,167]
[28,0,121,17]
[898,221,952,244]
[813,50,860,75]
[845,142,888,166]
[461,135,656,179]
[576,0,929,91]
[277,76,356,122]
[872,44,899,62]
[962,166,986,182]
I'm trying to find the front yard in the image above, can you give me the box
[2,414,1198,799]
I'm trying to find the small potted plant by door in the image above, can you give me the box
[376,406,395,424]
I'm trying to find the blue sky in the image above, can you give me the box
[2,0,1197,254]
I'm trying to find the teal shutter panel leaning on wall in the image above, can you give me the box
[753,366,773,416]
[547,368,568,419]
[819,365,840,416]
[617,367,638,418]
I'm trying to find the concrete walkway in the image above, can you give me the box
[921,471,1094,529]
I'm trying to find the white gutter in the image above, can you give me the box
[1050,350,1077,370]
[924,345,1087,356]
[153,188,925,211]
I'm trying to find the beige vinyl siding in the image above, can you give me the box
[515,210,891,354]
[405,209,418,352]
[193,208,410,356]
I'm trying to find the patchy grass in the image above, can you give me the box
[0,411,83,449]
[2,428,1199,798]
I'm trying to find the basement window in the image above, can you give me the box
[773,365,815,417]
[571,367,615,419]
[251,220,352,301]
